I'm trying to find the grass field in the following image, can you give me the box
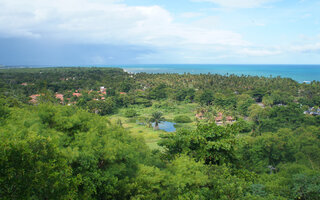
[109,101,199,149]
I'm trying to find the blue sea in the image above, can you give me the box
[4,64,320,83]
[114,64,320,83]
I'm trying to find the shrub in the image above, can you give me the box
[174,115,192,123]
[126,118,137,123]
[125,109,138,118]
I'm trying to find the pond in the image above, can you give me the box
[152,121,176,132]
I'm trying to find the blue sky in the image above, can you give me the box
[0,0,319,65]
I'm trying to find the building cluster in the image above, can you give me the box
[304,107,320,115]
[29,86,127,104]
[195,111,235,125]
[215,112,235,125]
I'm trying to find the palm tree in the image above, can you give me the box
[149,111,165,130]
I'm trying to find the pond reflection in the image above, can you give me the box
[152,121,176,132]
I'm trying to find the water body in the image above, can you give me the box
[152,121,176,132]
[118,64,320,83]
[4,64,320,82]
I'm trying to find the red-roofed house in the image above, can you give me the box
[120,92,127,95]
[215,112,223,125]
[55,93,64,102]
[100,86,106,93]
[226,116,233,121]
[73,93,82,97]
[29,94,40,104]
[195,112,204,119]
[226,116,235,124]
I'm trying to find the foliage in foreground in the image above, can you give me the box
[0,67,320,199]
[1,103,319,199]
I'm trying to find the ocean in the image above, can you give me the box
[116,64,320,83]
[3,64,320,83]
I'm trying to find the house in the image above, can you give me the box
[195,112,204,119]
[215,112,223,125]
[120,92,127,95]
[21,82,28,86]
[72,92,82,97]
[226,116,235,124]
[304,107,320,115]
[100,86,106,93]
[215,112,236,125]
[55,93,64,102]
[29,94,40,104]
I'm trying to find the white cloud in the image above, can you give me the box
[291,43,320,53]
[192,0,277,8]
[0,0,248,49]
[180,12,204,18]
[4,0,315,63]
[239,48,282,56]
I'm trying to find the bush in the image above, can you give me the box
[126,118,137,123]
[174,115,192,123]
[125,109,138,118]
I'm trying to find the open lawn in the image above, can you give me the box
[108,101,199,149]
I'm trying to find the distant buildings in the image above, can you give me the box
[29,86,111,105]
[21,82,34,86]
[195,112,204,120]
[195,111,235,125]
[215,112,223,125]
[215,113,235,125]
[100,86,106,93]
[304,107,320,116]
[29,94,40,104]
[72,92,82,97]
[55,93,64,102]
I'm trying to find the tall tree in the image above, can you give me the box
[149,111,165,130]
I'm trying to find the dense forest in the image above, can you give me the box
[0,67,319,200]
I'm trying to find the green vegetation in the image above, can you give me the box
[149,111,165,130]
[173,115,192,123]
[124,109,138,118]
[0,67,320,199]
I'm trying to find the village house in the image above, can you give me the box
[100,86,106,92]
[304,107,320,115]
[215,112,236,125]
[215,112,223,125]
[55,93,64,103]
[29,94,40,104]
[195,112,205,119]
[72,92,82,97]
[226,116,235,124]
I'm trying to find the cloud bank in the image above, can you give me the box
[0,0,319,64]
[191,0,277,8]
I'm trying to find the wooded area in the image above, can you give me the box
[0,67,319,199]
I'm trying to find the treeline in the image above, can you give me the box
[1,68,320,107]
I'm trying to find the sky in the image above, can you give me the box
[0,0,320,65]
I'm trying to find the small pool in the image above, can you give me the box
[152,121,176,132]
